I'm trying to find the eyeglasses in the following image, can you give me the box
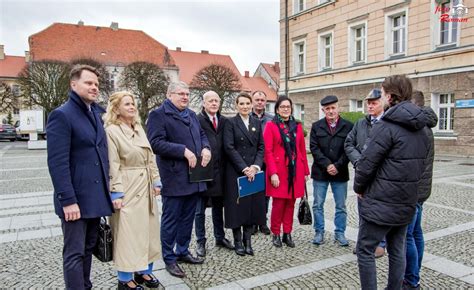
[279,105,291,110]
[172,92,190,97]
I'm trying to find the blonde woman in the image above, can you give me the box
[104,91,161,290]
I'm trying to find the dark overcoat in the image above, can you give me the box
[146,99,210,197]
[47,90,113,218]
[197,110,227,197]
[223,114,266,229]
[310,117,353,182]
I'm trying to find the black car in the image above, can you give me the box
[0,124,16,141]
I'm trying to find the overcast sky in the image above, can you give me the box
[0,0,280,74]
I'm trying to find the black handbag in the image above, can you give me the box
[298,186,313,225]
[93,217,113,262]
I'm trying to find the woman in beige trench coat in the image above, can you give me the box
[103,91,161,290]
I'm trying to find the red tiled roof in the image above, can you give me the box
[169,49,249,90]
[29,23,175,67]
[243,76,278,102]
[0,55,26,78]
[260,63,280,84]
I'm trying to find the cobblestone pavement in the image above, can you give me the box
[1,141,473,289]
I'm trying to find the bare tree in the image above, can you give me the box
[17,60,71,118]
[70,58,111,105]
[0,82,15,113]
[190,63,242,111]
[119,61,169,123]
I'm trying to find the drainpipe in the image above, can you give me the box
[285,0,289,97]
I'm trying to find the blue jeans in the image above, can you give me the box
[405,203,424,286]
[117,263,153,282]
[312,180,347,234]
[194,196,225,243]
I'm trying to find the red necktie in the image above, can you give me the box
[212,116,217,130]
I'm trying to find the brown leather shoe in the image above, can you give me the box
[375,246,385,258]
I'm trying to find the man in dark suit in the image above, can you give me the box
[194,91,233,257]
[147,81,211,278]
[310,95,353,247]
[47,64,113,289]
[250,90,272,235]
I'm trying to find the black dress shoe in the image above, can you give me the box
[118,280,144,290]
[216,238,234,250]
[282,233,295,248]
[243,239,254,256]
[165,263,185,278]
[134,273,161,288]
[177,253,204,264]
[259,225,271,235]
[272,234,282,247]
[234,241,246,256]
[196,241,206,257]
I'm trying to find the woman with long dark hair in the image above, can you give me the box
[263,96,309,248]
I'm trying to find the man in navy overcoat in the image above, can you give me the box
[47,64,113,289]
[147,81,211,278]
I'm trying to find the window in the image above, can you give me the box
[433,0,461,48]
[106,72,115,92]
[11,84,20,96]
[432,93,455,132]
[319,33,333,70]
[440,1,458,45]
[390,14,406,55]
[293,40,306,75]
[350,99,364,112]
[294,0,305,14]
[293,104,304,122]
[349,23,367,64]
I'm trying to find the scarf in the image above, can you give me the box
[273,114,298,196]
[164,99,190,124]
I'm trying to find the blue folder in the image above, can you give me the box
[237,171,265,198]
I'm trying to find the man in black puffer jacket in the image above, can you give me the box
[403,91,438,290]
[354,75,429,290]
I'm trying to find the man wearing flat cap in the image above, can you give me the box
[344,89,387,257]
[310,95,353,246]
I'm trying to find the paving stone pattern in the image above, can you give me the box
[0,142,473,289]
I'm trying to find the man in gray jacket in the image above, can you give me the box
[344,89,386,258]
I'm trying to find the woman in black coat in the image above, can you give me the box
[223,92,265,256]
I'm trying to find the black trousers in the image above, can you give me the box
[61,217,100,290]
[357,217,408,290]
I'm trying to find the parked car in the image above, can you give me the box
[0,124,16,142]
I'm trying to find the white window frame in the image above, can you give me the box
[431,93,455,133]
[349,99,364,112]
[348,21,367,65]
[293,40,306,76]
[318,31,334,71]
[431,0,461,49]
[384,8,408,58]
[318,0,331,4]
[293,0,305,14]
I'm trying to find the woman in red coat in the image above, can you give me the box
[264,96,310,248]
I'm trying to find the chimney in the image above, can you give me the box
[0,45,4,60]
[25,51,30,62]
[110,22,119,31]
[274,61,280,72]
[176,47,181,52]
[244,71,250,78]
[78,20,84,26]
[201,50,209,54]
